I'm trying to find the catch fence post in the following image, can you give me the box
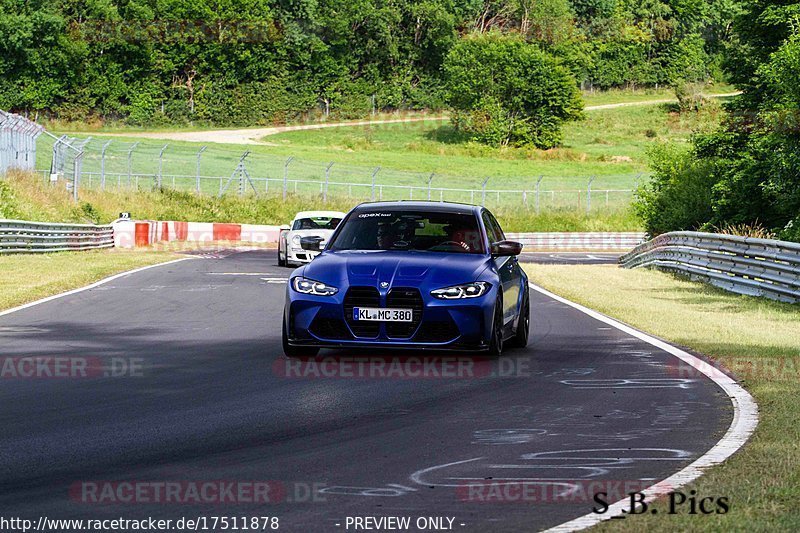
[324,162,334,203]
[370,167,381,201]
[100,140,112,190]
[127,142,138,187]
[157,144,169,188]
[283,157,294,200]
[196,146,207,194]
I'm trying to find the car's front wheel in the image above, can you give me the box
[509,289,530,349]
[282,319,319,358]
[487,298,504,357]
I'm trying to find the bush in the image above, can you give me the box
[443,32,583,149]
[633,143,718,236]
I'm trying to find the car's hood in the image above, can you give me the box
[299,250,492,288]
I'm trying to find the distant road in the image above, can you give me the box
[96,92,741,145]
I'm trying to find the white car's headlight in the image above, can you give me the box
[292,277,338,296]
[431,281,490,299]
[291,235,301,245]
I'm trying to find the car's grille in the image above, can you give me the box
[344,287,380,337]
[414,317,460,343]
[309,317,350,340]
[386,288,423,338]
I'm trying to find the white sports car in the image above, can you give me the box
[278,211,346,267]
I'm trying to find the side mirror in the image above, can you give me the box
[490,240,523,257]
[300,236,324,251]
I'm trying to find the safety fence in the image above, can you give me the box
[620,231,800,304]
[0,111,44,174]
[33,134,640,211]
[0,220,114,254]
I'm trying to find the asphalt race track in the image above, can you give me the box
[0,250,732,532]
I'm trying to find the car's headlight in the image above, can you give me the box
[291,235,301,245]
[292,277,338,296]
[431,281,490,299]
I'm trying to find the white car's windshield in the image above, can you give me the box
[292,217,341,231]
[329,211,485,254]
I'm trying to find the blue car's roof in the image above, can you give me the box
[351,201,483,215]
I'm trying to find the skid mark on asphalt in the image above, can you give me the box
[559,378,696,389]
[472,429,550,445]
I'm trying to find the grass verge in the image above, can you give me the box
[523,264,800,531]
[0,249,181,312]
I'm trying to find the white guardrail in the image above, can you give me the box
[620,231,800,304]
[0,219,114,254]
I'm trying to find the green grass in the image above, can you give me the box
[1,171,641,232]
[580,83,737,106]
[523,264,800,532]
[0,249,181,312]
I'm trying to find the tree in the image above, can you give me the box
[443,32,583,148]
[634,1,800,241]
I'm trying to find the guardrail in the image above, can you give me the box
[620,231,800,304]
[0,219,114,254]
[509,232,645,250]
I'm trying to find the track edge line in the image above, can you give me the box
[530,282,759,532]
[0,257,194,318]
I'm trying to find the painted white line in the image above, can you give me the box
[531,283,759,532]
[0,258,194,318]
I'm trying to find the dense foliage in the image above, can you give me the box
[444,33,583,148]
[634,0,800,241]
[1,0,739,126]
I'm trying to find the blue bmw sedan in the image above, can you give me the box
[282,202,529,357]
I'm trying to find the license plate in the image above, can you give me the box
[353,307,413,322]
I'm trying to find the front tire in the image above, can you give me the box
[282,319,319,358]
[487,298,504,357]
[278,250,286,267]
[509,289,530,349]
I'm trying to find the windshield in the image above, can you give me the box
[292,217,341,231]
[329,210,485,254]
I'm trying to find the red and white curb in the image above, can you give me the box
[112,220,285,248]
[534,283,759,532]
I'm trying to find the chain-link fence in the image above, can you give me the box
[34,133,641,212]
[0,110,44,174]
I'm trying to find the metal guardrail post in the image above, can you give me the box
[427,173,434,201]
[587,176,596,213]
[481,177,490,207]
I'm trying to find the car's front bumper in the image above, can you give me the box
[285,285,497,351]
[287,248,319,264]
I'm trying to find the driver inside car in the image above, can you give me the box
[445,224,476,252]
